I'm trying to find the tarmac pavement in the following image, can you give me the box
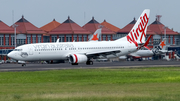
[0,60,180,72]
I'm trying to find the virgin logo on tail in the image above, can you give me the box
[127,11,149,45]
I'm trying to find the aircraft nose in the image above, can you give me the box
[7,52,14,59]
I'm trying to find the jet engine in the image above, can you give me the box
[69,54,88,63]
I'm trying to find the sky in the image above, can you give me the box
[0,0,180,32]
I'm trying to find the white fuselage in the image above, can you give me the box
[8,40,138,61]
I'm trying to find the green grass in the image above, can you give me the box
[0,67,180,101]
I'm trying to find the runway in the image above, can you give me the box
[0,60,180,72]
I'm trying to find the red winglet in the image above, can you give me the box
[143,35,152,47]
[144,46,151,50]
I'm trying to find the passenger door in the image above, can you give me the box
[28,47,33,55]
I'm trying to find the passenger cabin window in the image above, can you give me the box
[14,49,22,51]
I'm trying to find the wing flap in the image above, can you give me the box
[86,50,121,58]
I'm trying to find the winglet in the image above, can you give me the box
[143,35,152,50]
[137,35,152,50]
[143,35,152,46]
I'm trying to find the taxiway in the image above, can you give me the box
[0,60,180,72]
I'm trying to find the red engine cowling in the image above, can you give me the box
[69,54,88,63]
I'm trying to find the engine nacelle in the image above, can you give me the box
[69,54,88,63]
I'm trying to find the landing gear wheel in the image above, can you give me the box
[22,63,26,67]
[127,57,130,61]
[138,58,142,61]
[86,61,93,65]
[130,57,134,61]
[71,63,78,65]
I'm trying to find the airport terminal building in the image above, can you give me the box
[0,15,179,61]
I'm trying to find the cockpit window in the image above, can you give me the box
[13,49,23,51]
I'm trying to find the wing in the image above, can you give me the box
[85,49,121,59]
[67,49,121,64]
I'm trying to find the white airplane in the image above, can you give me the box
[7,9,150,65]
[126,38,168,61]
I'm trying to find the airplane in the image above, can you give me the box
[7,9,150,66]
[126,38,168,61]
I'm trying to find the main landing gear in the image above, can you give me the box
[71,63,78,65]
[86,60,93,65]
[22,63,26,66]
[70,60,93,65]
